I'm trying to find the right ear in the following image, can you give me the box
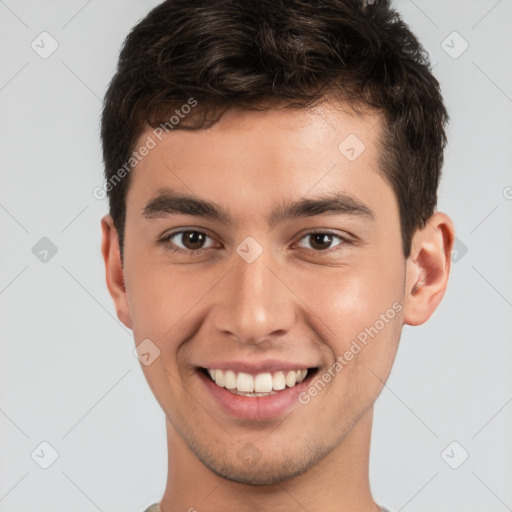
[101,214,133,329]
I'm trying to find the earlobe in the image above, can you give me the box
[101,215,133,329]
[403,212,455,326]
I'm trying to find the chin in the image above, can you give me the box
[192,439,332,486]
[205,458,311,486]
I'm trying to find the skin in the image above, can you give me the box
[101,100,455,512]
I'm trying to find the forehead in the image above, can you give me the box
[127,102,394,223]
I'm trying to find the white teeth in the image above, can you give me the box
[236,372,254,393]
[272,371,286,390]
[214,370,225,388]
[254,373,273,393]
[285,370,297,387]
[224,370,237,389]
[205,368,309,395]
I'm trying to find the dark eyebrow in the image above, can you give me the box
[142,188,375,225]
[268,192,375,226]
[142,189,235,223]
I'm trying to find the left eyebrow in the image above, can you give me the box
[267,192,375,227]
[141,188,375,225]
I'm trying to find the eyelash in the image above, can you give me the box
[158,229,350,257]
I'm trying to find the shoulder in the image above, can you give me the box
[142,504,160,512]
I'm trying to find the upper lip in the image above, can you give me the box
[198,359,317,375]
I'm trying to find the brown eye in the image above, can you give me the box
[180,231,207,250]
[297,232,344,251]
[163,230,216,252]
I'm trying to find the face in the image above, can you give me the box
[108,102,410,484]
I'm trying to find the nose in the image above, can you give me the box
[211,246,296,345]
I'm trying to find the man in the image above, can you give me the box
[100,0,455,510]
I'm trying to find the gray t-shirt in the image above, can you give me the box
[144,504,393,511]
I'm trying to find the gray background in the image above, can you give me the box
[0,1,511,511]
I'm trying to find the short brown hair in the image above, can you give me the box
[101,0,448,259]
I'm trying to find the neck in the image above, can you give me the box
[159,407,379,512]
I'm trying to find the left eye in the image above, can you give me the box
[296,232,344,251]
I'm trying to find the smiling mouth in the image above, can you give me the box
[199,367,319,397]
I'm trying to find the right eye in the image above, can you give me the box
[159,230,218,255]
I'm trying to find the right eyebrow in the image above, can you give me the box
[142,189,235,224]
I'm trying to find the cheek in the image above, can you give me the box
[299,257,405,404]
[125,261,207,404]
[125,254,221,352]
[304,259,404,343]
[300,263,405,414]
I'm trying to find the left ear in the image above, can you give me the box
[403,212,455,326]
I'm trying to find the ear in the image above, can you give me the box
[403,212,455,326]
[101,214,133,329]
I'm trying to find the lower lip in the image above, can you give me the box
[198,369,314,420]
